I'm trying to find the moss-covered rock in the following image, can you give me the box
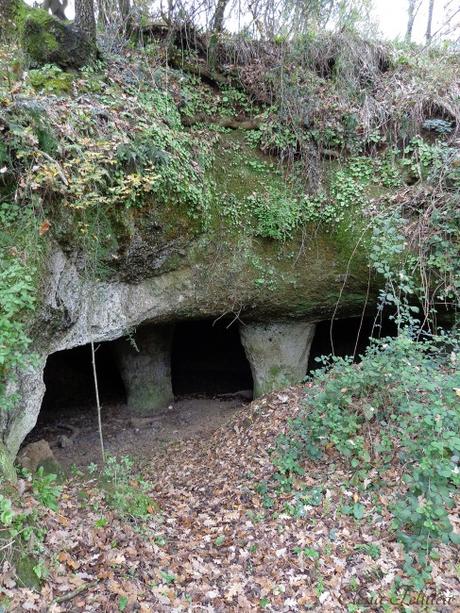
[22,9,95,69]
[0,441,16,482]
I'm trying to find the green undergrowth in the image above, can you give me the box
[0,201,46,413]
[268,332,460,590]
[0,467,61,587]
[0,454,157,590]
[85,455,158,520]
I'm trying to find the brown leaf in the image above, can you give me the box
[39,219,51,236]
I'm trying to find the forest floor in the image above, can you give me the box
[2,387,459,611]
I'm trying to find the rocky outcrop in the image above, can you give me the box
[240,321,316,397]
[22,10,95,69]
[1,228,373,475]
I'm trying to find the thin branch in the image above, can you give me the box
[91,340,105,464]
[52,580,98,604]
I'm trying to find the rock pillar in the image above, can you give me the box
[114,325,174,414]
[240,321,316,397]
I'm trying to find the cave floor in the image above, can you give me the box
[27,392,252,470]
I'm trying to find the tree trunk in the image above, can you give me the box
[97,0,109,27]
[425,0,435,43]
[211,0,229,32]
[405,0,416,42]
[118,0,130,21]
[75,0,96,43]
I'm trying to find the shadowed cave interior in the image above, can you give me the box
[171,320,253,396]
[28,315,396,456]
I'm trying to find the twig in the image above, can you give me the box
[91,340,105,464]
[0,538,15,551]
[52,580,98,604]
[39,151,69,186]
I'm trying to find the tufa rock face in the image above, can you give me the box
[114,325,175,414]
[240,321,316,397]
[22,10,95,69]
[2,230,373,472]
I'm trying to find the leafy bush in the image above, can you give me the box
[0,468,61,579]
[89,455,157,519]
[272,332,460,587]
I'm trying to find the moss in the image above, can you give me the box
[21,10,59,62]
[21,8,95,69]
[28,65,74,95]
[0,442,16,482]
[13,553,41,589]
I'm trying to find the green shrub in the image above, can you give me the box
[272,332,460,587]
[89,455,157,519]
[0,468,61,581]
[28,64,74,94]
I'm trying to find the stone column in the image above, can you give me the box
[114,324,174,414]
[240,320,316,398]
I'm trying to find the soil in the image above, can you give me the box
[25,392,252,471]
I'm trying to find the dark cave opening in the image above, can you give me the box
[171,319,253,397]
[308,315,397,371]
[24,315,398,463]
[38,343,126,426]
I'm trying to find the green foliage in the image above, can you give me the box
[354,543,381,559]
[251,188,303,240]
[302,155,400,225]
[272,332,460,586]
[370,140,460,324]
[0,468,61,577]
[0,202,42,412]
[92,455,157,519]
[178,75,254,121]
[257,113,299,157]
[32,467,61,511]
[28,64,74,95]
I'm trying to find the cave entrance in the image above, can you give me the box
[171,319,253,398]
[24,342,128,467]
[308,315,397,371]
[25,320,254,469]
[36,342,126,430]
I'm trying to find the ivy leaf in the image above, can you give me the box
[353,503,365,520]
